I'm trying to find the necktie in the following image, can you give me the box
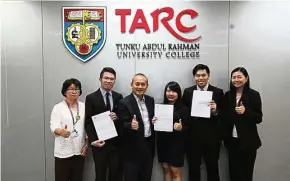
[200,88,204,91]
[105,92,111,111]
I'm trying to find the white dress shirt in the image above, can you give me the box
[133,94,151,137]
[233,95,241,138]
[197,83,209,91]
[100,87,113,111]
[50,101,86,158]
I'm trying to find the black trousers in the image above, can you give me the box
[55,155,85,181]
[123,138,154,181]
[186,141,220,181]
[227,139,257,181]
[92,144,123,181]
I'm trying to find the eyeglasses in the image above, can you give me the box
[195,74,208,78]
[102,77,115,81]
[67,88,80,92]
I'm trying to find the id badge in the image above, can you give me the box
[71,130,79,138]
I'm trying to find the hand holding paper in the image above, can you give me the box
[109,112,117,121]
[152,116,158,124]
[208,100,217,113]
[91,111,118,141]
[191,90,213,118]
[91,140,105,147]
[154,104,173,132]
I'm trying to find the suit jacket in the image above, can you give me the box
[118,93,155,163]
[85,88,123,148]
[182,85,224,146]
[221,88,263,150]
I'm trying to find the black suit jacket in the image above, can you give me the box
[221,88,263,150]
[85,88,123,147]
[118,93,155,163]
[182,85,224,147]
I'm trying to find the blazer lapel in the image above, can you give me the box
[187,85,196,108]
[207,84,213,91]
[207,84,215,100]
[230,91,237,108]
[240,89,250,107]
[112,91,118,110]
[144,95,153,118]
[129,94,143,123]
[95,89,106,108]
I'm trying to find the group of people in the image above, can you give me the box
[50,64,263,181]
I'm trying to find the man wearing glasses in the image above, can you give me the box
[85,67,123,181]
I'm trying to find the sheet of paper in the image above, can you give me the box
[191,90,213,118]
[154,104,173,132]
[91,111,118,141]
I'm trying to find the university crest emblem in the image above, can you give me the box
[62,7,106,62]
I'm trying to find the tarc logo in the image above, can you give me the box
[115,7,201,42]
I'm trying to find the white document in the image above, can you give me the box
[191,90,213,118]
[91,111,118,141]
[154,104,174,132]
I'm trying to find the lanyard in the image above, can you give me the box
[65,100,80,130]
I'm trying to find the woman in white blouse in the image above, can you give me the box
[50,78,88,181]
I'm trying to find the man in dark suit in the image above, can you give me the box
[85,67,123,181]
[182,64,224,181]
[118,73,155,181]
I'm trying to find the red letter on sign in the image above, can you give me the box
[115,9,131,33]
[176,9,198,33]
[151,7,200,42]
[129,9,150,33]
[151,7,174,32]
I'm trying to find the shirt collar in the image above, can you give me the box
[133,93,145,102]
[100,87,112,97]
[197,83,209,91]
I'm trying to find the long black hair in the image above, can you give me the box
[163,81,182,104]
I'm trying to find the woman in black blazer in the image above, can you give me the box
[221,67,263,181]
[155,81,189,181]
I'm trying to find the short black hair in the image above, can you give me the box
[192,64,210,76]
[230,67,250,92]
[100,67,116,78]
[61,78,82,97]
[163,81,182,104]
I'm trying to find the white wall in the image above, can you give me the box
[229,2,290,180]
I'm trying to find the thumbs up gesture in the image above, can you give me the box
[131,115,139,130]
[174,119,182,131]
[61,124,71,138]
[235,101,245,114]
